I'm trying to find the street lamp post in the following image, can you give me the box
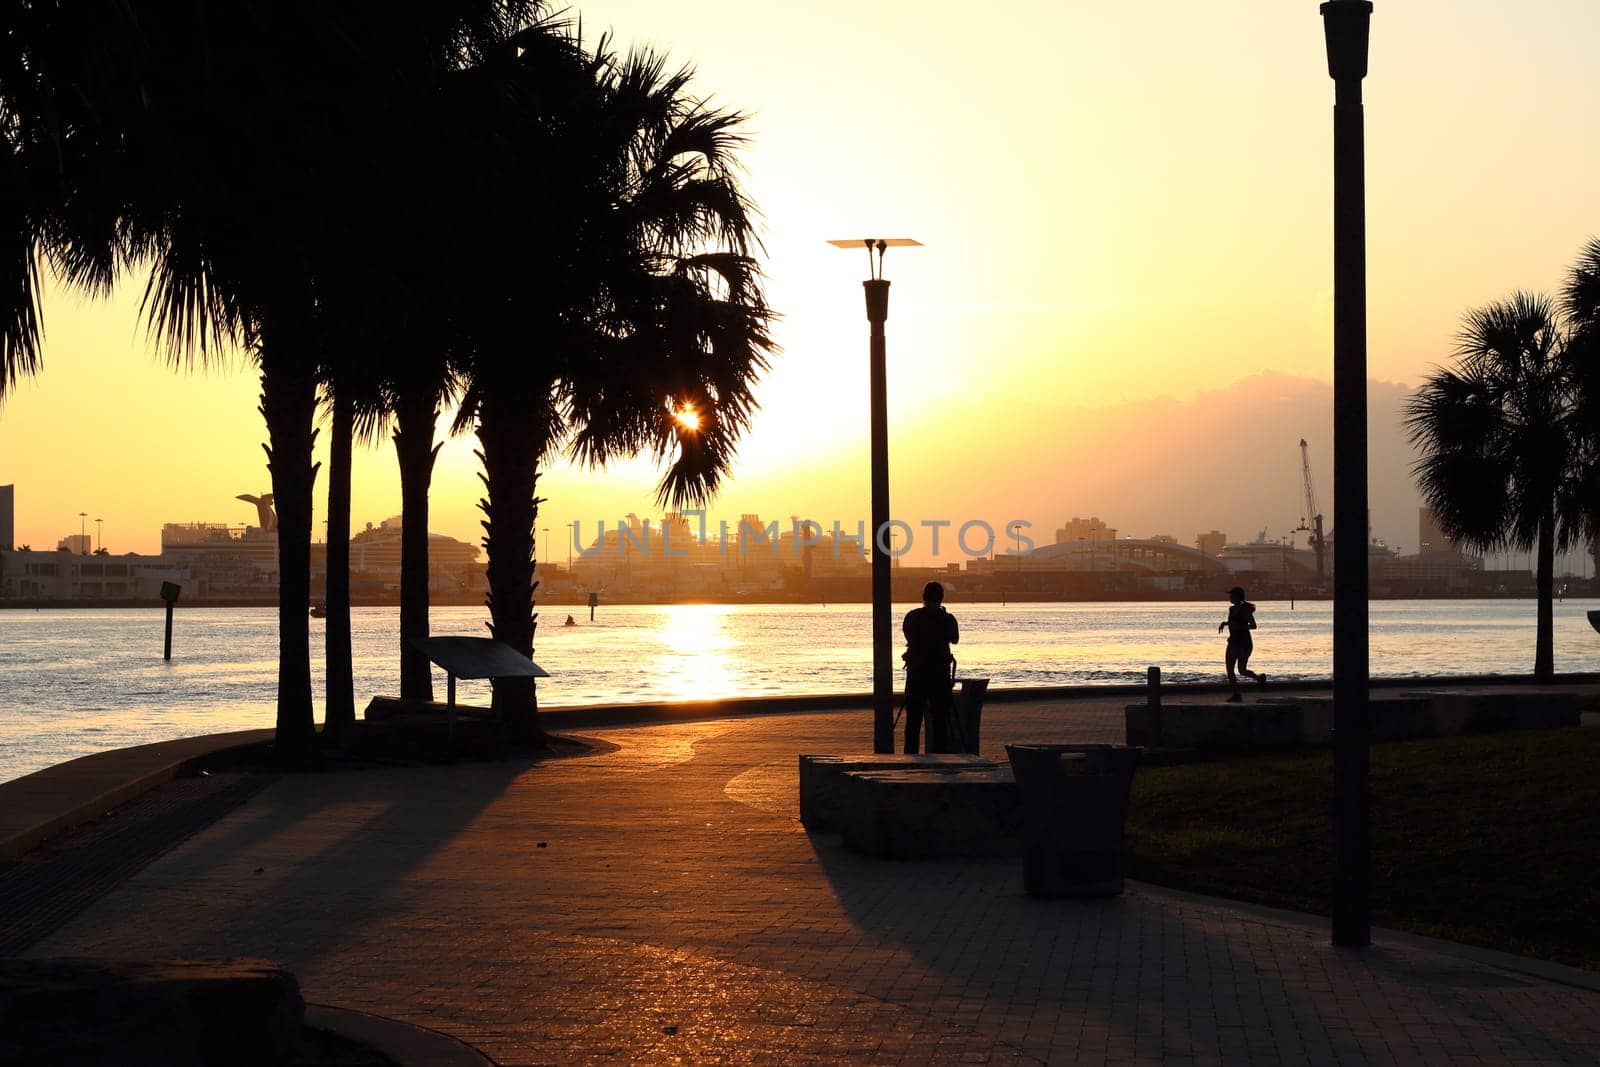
[1322,0,1373,948]
[79,512,86,554]
[830,237,921,754]
[95,518,103,554]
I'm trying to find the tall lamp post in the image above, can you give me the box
[830,237,921,753]
[1322,0,1373,948]
[78,512,87,554]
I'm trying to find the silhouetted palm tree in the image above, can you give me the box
[2,2,540,759]
[1561,239,1600,558]
[451,34,774,740]
[1406,293,1586,680]
[0,1,138,398]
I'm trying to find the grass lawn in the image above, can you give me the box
[1123,726,1600,971]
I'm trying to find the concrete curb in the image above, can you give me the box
[305,1005,495,1066]
[0,730,273,862]
[533,671,1600,731]
[1130,881,1600,994]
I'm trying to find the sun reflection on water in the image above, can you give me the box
[650,603,738,702]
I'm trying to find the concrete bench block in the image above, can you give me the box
[1123,704,1156,748]
[798,753,994,832]
[1123,702,1303,751]
[1405,689,1580,737]
[1291,696,1431,742]
[837,767,1020,859]
[0,957,305,1067]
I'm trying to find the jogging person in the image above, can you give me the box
[1218,585,1266,701]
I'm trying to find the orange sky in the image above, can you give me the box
[2,1,1597,560]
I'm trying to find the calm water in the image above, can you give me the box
[3,599,1598,783]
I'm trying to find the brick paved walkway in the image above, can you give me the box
[23,700,1600,1065]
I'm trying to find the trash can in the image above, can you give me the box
[1005,743,1142,897]
[945,677,989,755]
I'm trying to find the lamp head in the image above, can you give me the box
[1320,0,1373,83]
[827,237,922,280]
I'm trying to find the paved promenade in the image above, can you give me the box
[21,700,1600,1065]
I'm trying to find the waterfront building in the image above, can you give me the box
[0,547,190,600]
[57,534,92,555]
[160,522,279,594]
[1418,507,1463,557]
[347,516,482,593]
[977,538,1228,576]
[1055,517,1117,545]
[0,484,12,551]
[1195,530,1227,556]
[1217,537,1318,579]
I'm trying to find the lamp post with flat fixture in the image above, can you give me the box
[829,237,922,753]
[1322,0,1373,948]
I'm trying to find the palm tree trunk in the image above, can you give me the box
[478,392,544,745]
[324,384,356,737]
[393,387,439,702]
[1535,508,1555,681]
[259,349,319,761]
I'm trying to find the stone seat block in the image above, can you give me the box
[1124,701,1303,751]
[798,753,995,832]
[1291,695,1431,743]
[837,767,1019,859]
[1403,689,1580,737]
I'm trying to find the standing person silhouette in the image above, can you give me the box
[902,581,959,753]
[1218,585,1266,702]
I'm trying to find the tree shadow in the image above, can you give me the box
[801,828,1585,1062]
[27,753,546,971]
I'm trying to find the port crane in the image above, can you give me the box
[1293,438,1327,580]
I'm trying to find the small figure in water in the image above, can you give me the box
[564,614,577,627]
[1218,585,1265,702]
[903,581,959,753]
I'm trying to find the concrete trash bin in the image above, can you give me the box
[1005,744,1141,898]
[947,677,990,754]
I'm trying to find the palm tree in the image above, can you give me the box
[390,367,452,704]
[0,0,133,399]
[3,2,540,760]
[451,33,774,741]
[1561,239,1600,562]
[1406,293,1586,681]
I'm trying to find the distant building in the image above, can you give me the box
[1373,549,1482,590]
[974,538,1227,576]
[349,516,481,592]
[57,534,92,555]
[1418,507,1461,557]
[0,484,13,551]
[161,521,278,593]
[1055,517,1117,545]
[0,547,189,600]
[1149,534,1178,545]
[1195,530,1227,556]
[738,513,773,555]
[1217,539,1313,579]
